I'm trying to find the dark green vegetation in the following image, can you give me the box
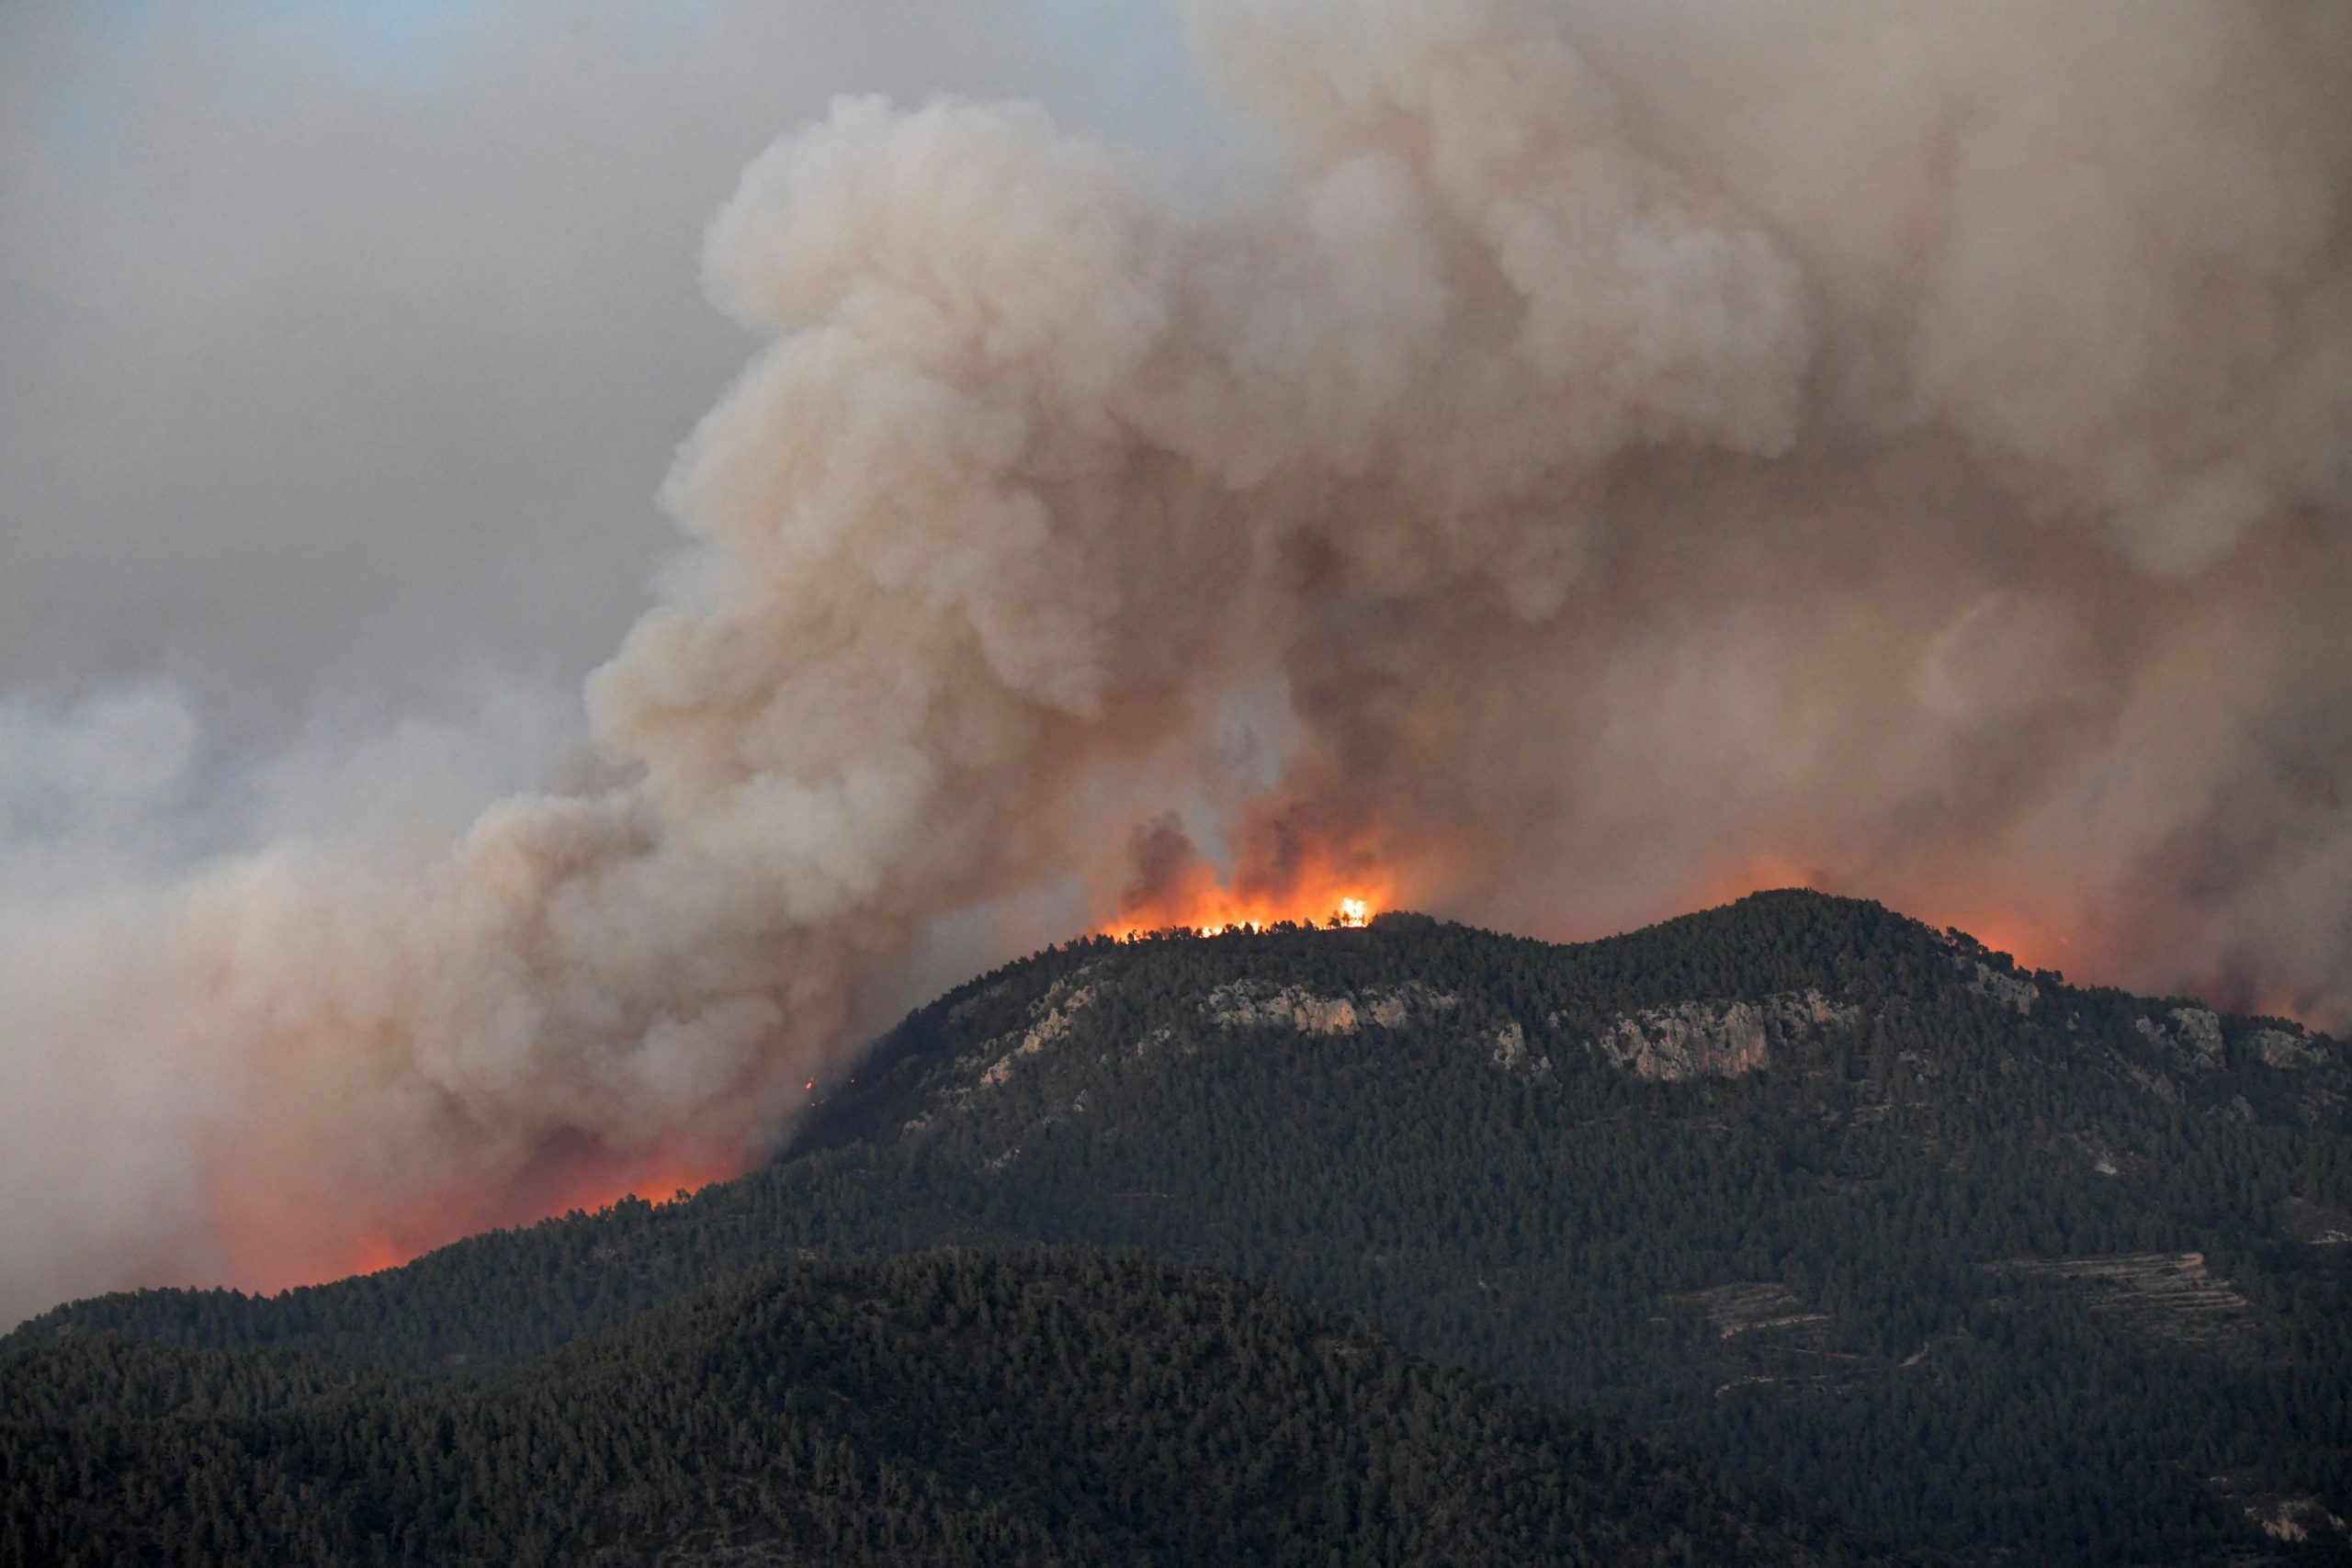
[12,891,2352,1563]
[2,1250,1883,1567]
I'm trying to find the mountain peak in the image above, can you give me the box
[15,893,2349,1563]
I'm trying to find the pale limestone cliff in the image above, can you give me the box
[1199,980,1458,1036]
[1576,990,1858,1081]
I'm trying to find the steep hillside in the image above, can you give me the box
[1,1249,1892,1568]
[17,892,2352,1563]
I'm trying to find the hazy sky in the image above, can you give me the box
[0,0,1247,1321]
[5,0,2346,1332]
[0,0,1227,723]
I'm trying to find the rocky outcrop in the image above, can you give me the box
[974,972,1101,1089]
[1368,985,1457,1027]
[1488,1021,1556,1080]
[1577,990,1858,1081]
[1204,985,1359,1033]
[1963,961,2040,1015]
[2107,1011,2352,1122]
[2137,1007,2226,1072]
[2250,1027,2329,1070]
[1200,980,1457,1036]
[2247,1496,2350,1545]
[1938,932,2038,1014]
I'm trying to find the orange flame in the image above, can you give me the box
[1941,907,2071,976]
[1102,829,1394,937]
[1692,852,2074,976]
[1102,808,1400,939]
[211,844,2211,1302]
[209,1136,749,1294]
[1101,879,1387,939]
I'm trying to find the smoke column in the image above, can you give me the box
[4,0,2348,1322]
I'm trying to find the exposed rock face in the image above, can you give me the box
[1200,980,1457,1036]
[1487,1020,1555,1080]
[975,971,1101,1089]
[1206,985,1358,1033]
[2136,1007,2226,1071]
[1937,934,2038,1013]
[1369,988,1452,1027]
[1578,990,1858,1081]
[2251,1027,2330,1070]
[2247,1497,2350,1545]
[1963,961,2040,1015]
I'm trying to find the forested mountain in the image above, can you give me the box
[5,1248,1899,1567]
[14,891,2352,1563]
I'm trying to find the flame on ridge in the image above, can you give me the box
[1101,879,1387,940]
[1101,813,1395,939]
[1691,852,2075,978]
[209,1136,748,1294]
[219,840,2217,1300]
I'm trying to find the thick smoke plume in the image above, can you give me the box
[6,0,2349,1322]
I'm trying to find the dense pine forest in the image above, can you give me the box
[5,1250,1899,1566]
[10,891,2352,1563]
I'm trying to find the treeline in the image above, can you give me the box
[13,891,2351,1563]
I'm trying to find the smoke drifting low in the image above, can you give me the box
[6,0,2349,1323]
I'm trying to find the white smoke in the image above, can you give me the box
[4,0,2347,1323]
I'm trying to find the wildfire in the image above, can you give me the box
[1102,866,1391,939]
[1101,808,1400,939]
[1695,852,2075,977]
[1944,908,2071,977]
[209,1138,747,1295]
[1100,897,1385,939]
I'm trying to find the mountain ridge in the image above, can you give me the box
[14,890,2352,1563]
